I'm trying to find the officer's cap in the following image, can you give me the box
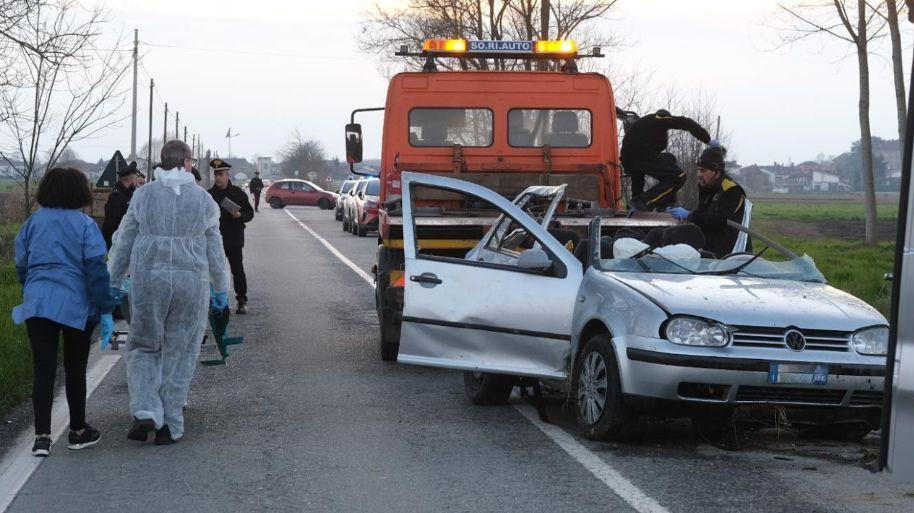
[210,158,231,171]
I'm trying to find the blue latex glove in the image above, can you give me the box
[99,314,114,350]
[211,291,229,310]
[667,206,691,221]
[709,138,721,147]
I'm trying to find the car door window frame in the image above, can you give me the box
[406,182,569,279]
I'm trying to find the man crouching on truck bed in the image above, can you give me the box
[621,109,711,212]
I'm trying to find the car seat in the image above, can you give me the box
[508,113,534,146]
[421,121,449,146]
[543,111,588,147]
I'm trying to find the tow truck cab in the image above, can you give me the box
[348,40,626,361]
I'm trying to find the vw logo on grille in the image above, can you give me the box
[784,329,806,351]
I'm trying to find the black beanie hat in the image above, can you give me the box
[697,145,726,173]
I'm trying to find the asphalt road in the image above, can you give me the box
[3,203,914,513]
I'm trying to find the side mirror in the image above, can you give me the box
[517,248,553,271]
[345,124,363,164]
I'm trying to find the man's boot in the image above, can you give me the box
[236,300,247,315]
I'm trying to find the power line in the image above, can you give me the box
[139,41,372,61]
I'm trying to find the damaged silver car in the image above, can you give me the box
[397,172,888,440]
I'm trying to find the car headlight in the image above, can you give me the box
[852,326,889,356]
[664,316,731,347]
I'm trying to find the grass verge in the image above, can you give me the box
[753,201,898,222]
[0,264,30,417]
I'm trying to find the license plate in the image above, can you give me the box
[768,363,829,385]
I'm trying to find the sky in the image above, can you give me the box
[56,0,911,168]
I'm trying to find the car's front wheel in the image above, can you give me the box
[318,198,331,210]
[463,372,514,405]
[269,197,283,209]
[573,334,637,440]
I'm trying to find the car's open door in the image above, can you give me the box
[397,172,583,380]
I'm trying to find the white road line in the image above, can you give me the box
[284,209,375,286]
[513,403,671,513]
[0,354,121,513]
[287,209,670,513]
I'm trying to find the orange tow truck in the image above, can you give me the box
[345,39,630,361]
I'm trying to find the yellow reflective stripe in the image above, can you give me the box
[721,178,737,192]
[734,196,745,213]
[383,239,480,250]
[646,187,675,205]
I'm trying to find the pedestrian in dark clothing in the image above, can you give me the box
[249,171,264,212]
[620,109,711,211]
[667,145,751,258]
[207,159,254,314]
[101,161,139,249]
[13,168,118,457]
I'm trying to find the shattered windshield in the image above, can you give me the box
[598,251,827,283]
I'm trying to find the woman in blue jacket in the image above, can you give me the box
[13,167,118,457]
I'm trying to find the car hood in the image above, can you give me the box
[606,273,886,331]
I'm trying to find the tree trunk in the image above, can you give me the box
[886,0,906,145]
[856,0,878,246]
[538,0,550,70]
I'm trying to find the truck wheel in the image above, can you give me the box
[573,334,637,440]
[269,197,283,209]
[318,198,331,210]
[379,305,400,361]
[377,246,404,361]
[463,372,514,405]
[342,217,349,231]
[357,222,367,237]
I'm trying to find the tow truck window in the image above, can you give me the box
[508,109,592,148]
[409,108,493,147]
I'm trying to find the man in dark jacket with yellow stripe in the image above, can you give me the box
[667,145,750,258]
[621,109,711,211]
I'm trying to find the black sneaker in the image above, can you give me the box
[32,436,51,457]
[68,425,101,450]
[236,301,247,315]
[127,418,156,441]
[154,425,176,445]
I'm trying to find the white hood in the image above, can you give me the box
[154,167,196,194]
[607,273,887,331]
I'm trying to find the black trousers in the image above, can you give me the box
[224,244,248,302]
[628,152,686,209]
[25,317,97,435]
[252,191,261,211]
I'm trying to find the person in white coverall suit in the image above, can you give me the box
[107,140,230,444]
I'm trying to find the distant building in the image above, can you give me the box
[256,157,274,179]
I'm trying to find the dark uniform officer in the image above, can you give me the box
[207,159,255,314]
[101,161,139,249]
[621,109,711,211]
[249,172,264,212]
[682,146,751,258]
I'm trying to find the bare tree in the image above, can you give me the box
[0,0,129,218]
[869,1,907,145]
[777,1,883,245]
[359,0,621,73]
[280,130,327,179]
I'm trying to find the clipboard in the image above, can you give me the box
[220,197,241,215]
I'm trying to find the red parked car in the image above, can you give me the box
[350,178,380,237]
[266,179,337,209]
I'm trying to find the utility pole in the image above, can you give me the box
[175,111,179,140]
[184,126,187,143]
[715,115,721,141]
[163,102,168,144]
[130,28,138,161]
[147,78,154,180]
[226,128,239,158]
